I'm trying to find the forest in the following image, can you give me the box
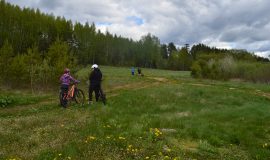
[1,0,270,89]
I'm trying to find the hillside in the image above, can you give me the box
[1,66,270,160]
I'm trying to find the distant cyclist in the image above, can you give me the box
[59,68,79,108]
[88,64,103,104]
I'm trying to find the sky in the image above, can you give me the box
[5,0,270,58]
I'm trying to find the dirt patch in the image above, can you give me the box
[160,128,177,133]
[181,140,198,152]
[255,92,270,99]
[175,111,191,118]
[189,83,211,87]
[0,100,55,115]
[147,77,169,82]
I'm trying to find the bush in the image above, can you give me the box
[0,96,14,108]
[191,61,202,78]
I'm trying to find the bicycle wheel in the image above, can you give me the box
[99,89,106,105]
[74,89,85,105]
[59,90,63,106]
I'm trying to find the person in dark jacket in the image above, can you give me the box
[88,64,103,104]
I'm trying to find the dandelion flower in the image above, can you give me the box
[119,136,125,140]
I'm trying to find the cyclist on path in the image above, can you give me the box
[59,68,79,108]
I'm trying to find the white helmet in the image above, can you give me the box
[91,64,98,69]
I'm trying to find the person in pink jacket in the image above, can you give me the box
[59,68,79,108]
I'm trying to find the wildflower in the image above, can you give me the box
[145,156,150,159]
[88,136,96,140]
[119,136,126,140]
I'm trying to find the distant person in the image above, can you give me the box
[131,67,135,75]
[88,64,103,104]
[137,67,144,76]
[59,68,79,108]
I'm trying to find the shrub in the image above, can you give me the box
[0,96,14,108]
[191,61,202,78]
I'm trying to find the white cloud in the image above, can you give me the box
[5,0,270,57]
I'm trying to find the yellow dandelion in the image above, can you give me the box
[119,136,126,140]
[89,136,96,140]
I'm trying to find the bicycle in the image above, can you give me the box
[98,88,106,105]
[59,83,85,107]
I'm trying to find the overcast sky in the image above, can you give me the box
[5,0,270,58]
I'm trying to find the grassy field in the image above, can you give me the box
[1,66,270,160]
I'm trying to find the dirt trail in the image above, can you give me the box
[0,98,56,114]
[105,76,170,98]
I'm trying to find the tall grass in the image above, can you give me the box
[1,66,270,159]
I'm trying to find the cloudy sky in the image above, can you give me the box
[5,0,270,58]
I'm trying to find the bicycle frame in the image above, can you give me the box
[62,84,77,101]
[67,84,76,100]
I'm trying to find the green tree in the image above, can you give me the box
[0,41,14,84]
[46,38,76,83]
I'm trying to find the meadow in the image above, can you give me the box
[1,66,270,160]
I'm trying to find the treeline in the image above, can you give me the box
[0,0,269,89]
[190,44,270,83]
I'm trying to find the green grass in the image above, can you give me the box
[1,66,270,160]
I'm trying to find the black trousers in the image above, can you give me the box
[60,84,69,107]
[89,84,101,102]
